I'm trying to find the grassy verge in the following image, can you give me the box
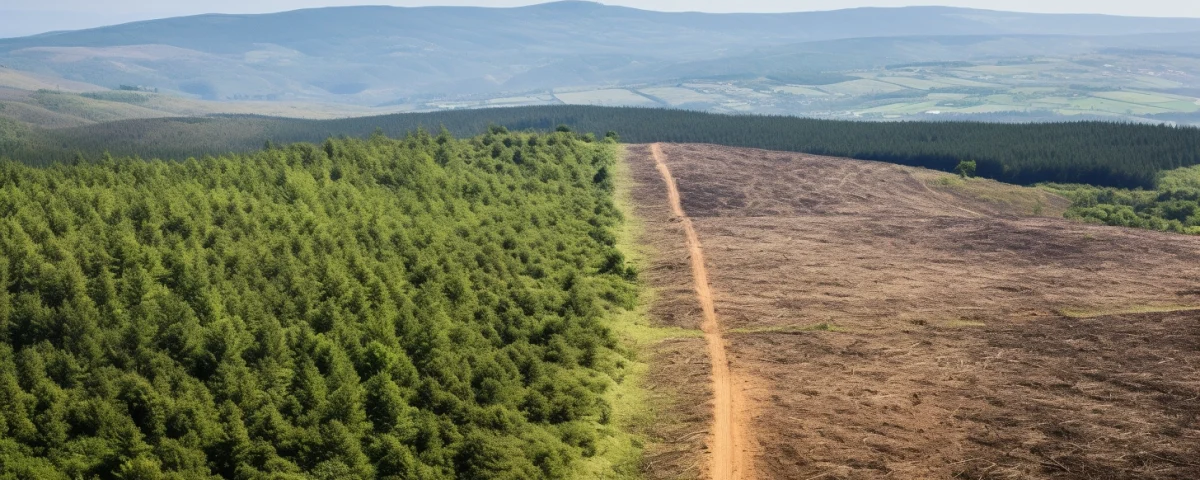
[918,169,1068,217]
[572,143,701,479]
[1057,304,1200,319]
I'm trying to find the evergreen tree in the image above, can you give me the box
[0,130,635,477]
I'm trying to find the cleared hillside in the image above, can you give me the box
[627,143,1200,479]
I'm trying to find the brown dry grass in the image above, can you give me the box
[626,144,714,480]
[627,143,1200,479]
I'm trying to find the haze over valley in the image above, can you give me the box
[4,2,1200,125]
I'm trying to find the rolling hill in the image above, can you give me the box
[4,2,1200,104]
[5,106,1200,189]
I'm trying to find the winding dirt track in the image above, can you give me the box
[650,144,749,480]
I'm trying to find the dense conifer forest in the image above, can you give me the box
[0,128,640,478]
[4,107,1200,188]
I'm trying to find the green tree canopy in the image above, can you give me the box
[0,129,636,478]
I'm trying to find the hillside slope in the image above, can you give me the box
[627,143,1200,479]
[0,130,641,479]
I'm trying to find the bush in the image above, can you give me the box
[956,159,977,178]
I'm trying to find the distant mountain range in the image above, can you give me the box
[2,1,1200,104]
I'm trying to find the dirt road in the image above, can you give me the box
[650,144,749,480]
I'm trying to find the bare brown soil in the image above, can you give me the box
[650,144,751,480]
[626,143,713,480]
[627,143,1200,479]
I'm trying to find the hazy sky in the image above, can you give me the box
[3,0,1199,38]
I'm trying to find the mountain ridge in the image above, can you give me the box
[3,2,1200,106]
[8,2,1200,44]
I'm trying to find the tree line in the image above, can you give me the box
[0,128,640,478]
[4,106,1200,188]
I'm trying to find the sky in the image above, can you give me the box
[3,0,1200,38]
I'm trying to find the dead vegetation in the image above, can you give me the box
[624,144,715,480]
[627,143,1200,479]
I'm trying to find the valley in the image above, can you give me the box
[8,51,1200,128]
[381,52,1200,124]
[5,3,1200,126]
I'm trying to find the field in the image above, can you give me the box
[417,52,1200,123]
[376,52,1200,122]
[638,87,728,106]
[0,68,413,128]
[7,49,1200,128]
[554,89,658,107]
[0,67,104,93]
[471,53,1200,122]
[815,79,910,96]
[771,86,828,96]
[856,101,941,116]
[626,143,1200,479]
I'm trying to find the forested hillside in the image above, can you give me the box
[6,106,1200,188]
[0,129,639,478]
